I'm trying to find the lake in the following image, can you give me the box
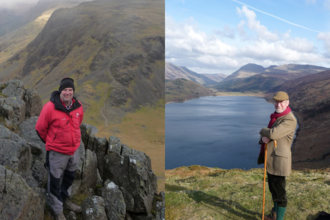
[165,96,277,170]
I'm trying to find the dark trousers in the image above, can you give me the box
[267,172,287,207]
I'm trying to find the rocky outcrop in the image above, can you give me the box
[0,79,42,130]
[0,79,164,220]
[0,165,45,220]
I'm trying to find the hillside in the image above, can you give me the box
[166,62,220,85]
[215,64,328,93]
[166,165,330,220]
[165,78,214,103]
[201,73,227,83]
[222,63,265,82]
[265,70,330,170]
[0,0,165,190]
[0,1,82,64]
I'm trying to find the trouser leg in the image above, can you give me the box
[61,149,79,200]
[267,172,287,207]
[47,151,70,214]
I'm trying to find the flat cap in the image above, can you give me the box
[273,91,289,101]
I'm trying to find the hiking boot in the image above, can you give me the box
[263,214,275,220]
[63,199,82,213]
[54,212,66,220]
[264,208,276,220]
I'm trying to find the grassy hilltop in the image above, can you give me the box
[166,165,330,220]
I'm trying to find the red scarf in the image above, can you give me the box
[259,106,291,156]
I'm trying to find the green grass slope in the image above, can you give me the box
[166,166,330,220]
[166,78,214,103]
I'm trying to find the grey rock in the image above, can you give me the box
[66,211,77,220]
[96,168,103,187]
[94,137,107,178]
[0,165,44,220]
[103,141,157,214]
[152,191,165,220]
[101,180,126,220]
[108,136,121,155]
[81,196,107,220]
[31,160,47,188]
[19,116,46,161]
[2,79,25,99]
[80,123,94,148]
[0,97,26,128]
[81,149,97,193]
[23,88,42,118]
[0,125,31,174]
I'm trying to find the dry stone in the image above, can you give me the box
[81,196,107,220]
[101,180,126,220]
[0,165,44,220]
[0,125,31,174]
[103,142,157,214]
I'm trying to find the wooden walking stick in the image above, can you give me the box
[262,143,268,220]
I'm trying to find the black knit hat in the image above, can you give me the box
[59,77,75,92]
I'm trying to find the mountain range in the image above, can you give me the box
[165,62,226,85]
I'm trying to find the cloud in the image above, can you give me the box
[0,0,38,9]
[166,9,327,74]
[317,32,330,53]
[237,6,278,42]
[166,16,236,58]
[214,25,236,39]
[232,0,320,32]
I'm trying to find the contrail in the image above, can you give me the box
[231,0,321,33]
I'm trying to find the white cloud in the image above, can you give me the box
[214,25,236,39]
[166,16,236,59]
[166,9,328,74]
[237,6,278,42]
[317,32,330,53]
[0,0,38,9]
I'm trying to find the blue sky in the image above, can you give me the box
[166,0,330,74]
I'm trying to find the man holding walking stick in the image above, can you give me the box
[257,91,297,220]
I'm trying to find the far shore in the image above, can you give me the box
[166,92,265,104]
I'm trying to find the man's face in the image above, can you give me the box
[274,100,289,113]
[60,88,73,104]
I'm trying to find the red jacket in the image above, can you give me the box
[35,91,84,155]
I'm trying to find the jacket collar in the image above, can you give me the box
[50,91,81,113]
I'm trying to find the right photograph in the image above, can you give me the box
[165,1,330,220]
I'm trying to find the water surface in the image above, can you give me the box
[165,96,275,170]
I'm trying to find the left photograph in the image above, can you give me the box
[0,0,165,219]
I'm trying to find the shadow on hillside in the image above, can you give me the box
[186,190,260,220]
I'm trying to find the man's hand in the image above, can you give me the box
[262,136,270,143]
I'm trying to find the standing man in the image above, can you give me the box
[258,91,297,220]
[36,77,83,220]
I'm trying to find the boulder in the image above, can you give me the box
[152,191,165,220]
[103,142,157,214]
[94,137,108,178]
[70,141,85,196]
[100,180,126,220]
[0,125,32,174]
[0,97,25,128]
[0,165,45,220]
[23,88,42,118]
[81,149,97,193]
[1,79,25,99]
[81,196,107,220]
[19,116,46,162]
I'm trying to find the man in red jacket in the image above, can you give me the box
[36,77,83,220]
